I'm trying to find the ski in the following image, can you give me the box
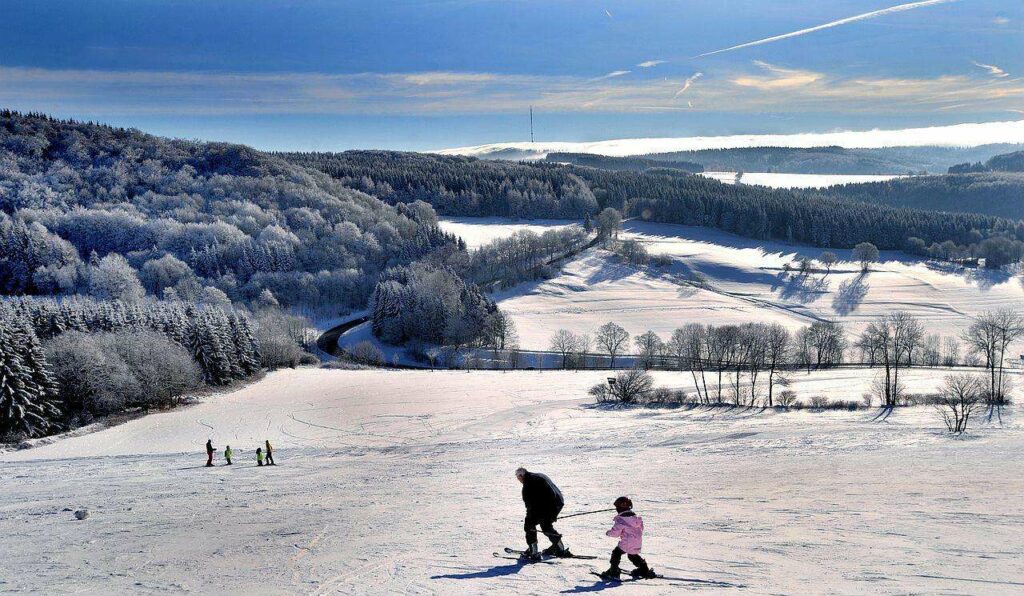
[590,571,662,582]
[492,553,556,564]
[503,547,597,560]
[593,573,663,585]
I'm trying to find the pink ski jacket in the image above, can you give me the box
[606,512,644,554]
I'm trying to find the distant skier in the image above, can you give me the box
[256,447,264,467]
[224,445,233,466]
[205,439,215,467]
[598,496,656,581]
[265,440,275,465]
[515,467,571,559]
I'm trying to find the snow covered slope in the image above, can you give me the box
[1,368,1022,593]
[439,217,578,249]
[483,220,1024,350]
[699,171,904,189]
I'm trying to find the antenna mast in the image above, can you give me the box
[530,106,535,143]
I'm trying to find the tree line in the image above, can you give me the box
[285,149,1024,265]
[542,308,1021,409]
[0,297,278,439]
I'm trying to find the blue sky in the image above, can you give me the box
[0,0,1021,150]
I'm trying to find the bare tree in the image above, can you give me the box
[575,333,592,369]
[942,336,960,367]
[936,374,983,433]
[743,323,769,405]
[807,320,847,369]
[710,325,739,402]
[962,309,1024,405]
[595,322,630,368]
[863,312,923,407]
[608,368,654,404]
[506,345,522,370]
[667,324,710,404]
[484,311,518,354]
[634,330,664,370]
[764,323,791,407]
[921,334,941,367]
[549,329,579,369]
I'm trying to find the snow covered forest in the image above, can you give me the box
[4,110,1024,442]
[0,111,514,439]
[286,149,1024,263]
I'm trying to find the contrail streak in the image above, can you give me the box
[698,0,959,57]
[674,72,703,98]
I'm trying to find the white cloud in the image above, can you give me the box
[993,16,1010,25]
[2,62,1021,118]
[972,61,1009,78]
[699,0,959,57]
[673,72,703,98]
[592,70,631,81]
[732,61,822,90]
[440,120,1024,157]
[403,72,497,85]
[637,60,666,68]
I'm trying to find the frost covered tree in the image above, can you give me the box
[0,310,60,438]
[596,208,623,243]
[853,242,879,272]
[819,251,838,273]
[88,253,145,302]
[140,254,193,297]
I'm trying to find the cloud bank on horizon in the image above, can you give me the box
[438,120,1024,158]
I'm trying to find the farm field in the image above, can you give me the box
[439,218,1024,351]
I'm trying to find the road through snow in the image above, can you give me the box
[2,368,1022,594]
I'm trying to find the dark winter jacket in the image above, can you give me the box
[521,471,564,519]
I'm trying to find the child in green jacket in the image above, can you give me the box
[256,447,264,466]
[224,445,233,465]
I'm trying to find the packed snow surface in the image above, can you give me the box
[1,368,1021,594]
[699,171,904,189]
[468,219,1024,350]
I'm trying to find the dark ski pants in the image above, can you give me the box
[610,546,649,572]
[524,514,560,546]
[206,452,213,467]
[266,453,275,465]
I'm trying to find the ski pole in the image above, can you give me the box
[523,508,618,539]
[558,508,616,520]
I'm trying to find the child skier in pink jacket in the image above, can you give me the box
[598,496,657,581]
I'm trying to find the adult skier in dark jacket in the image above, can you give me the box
[516,467,572,559]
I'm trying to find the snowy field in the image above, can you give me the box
[2,367,1022,594]
[439,217,578,249]
[466,219,1024,350]
[699,171,904,189]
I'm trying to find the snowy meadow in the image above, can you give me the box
[2,368,1021,594]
